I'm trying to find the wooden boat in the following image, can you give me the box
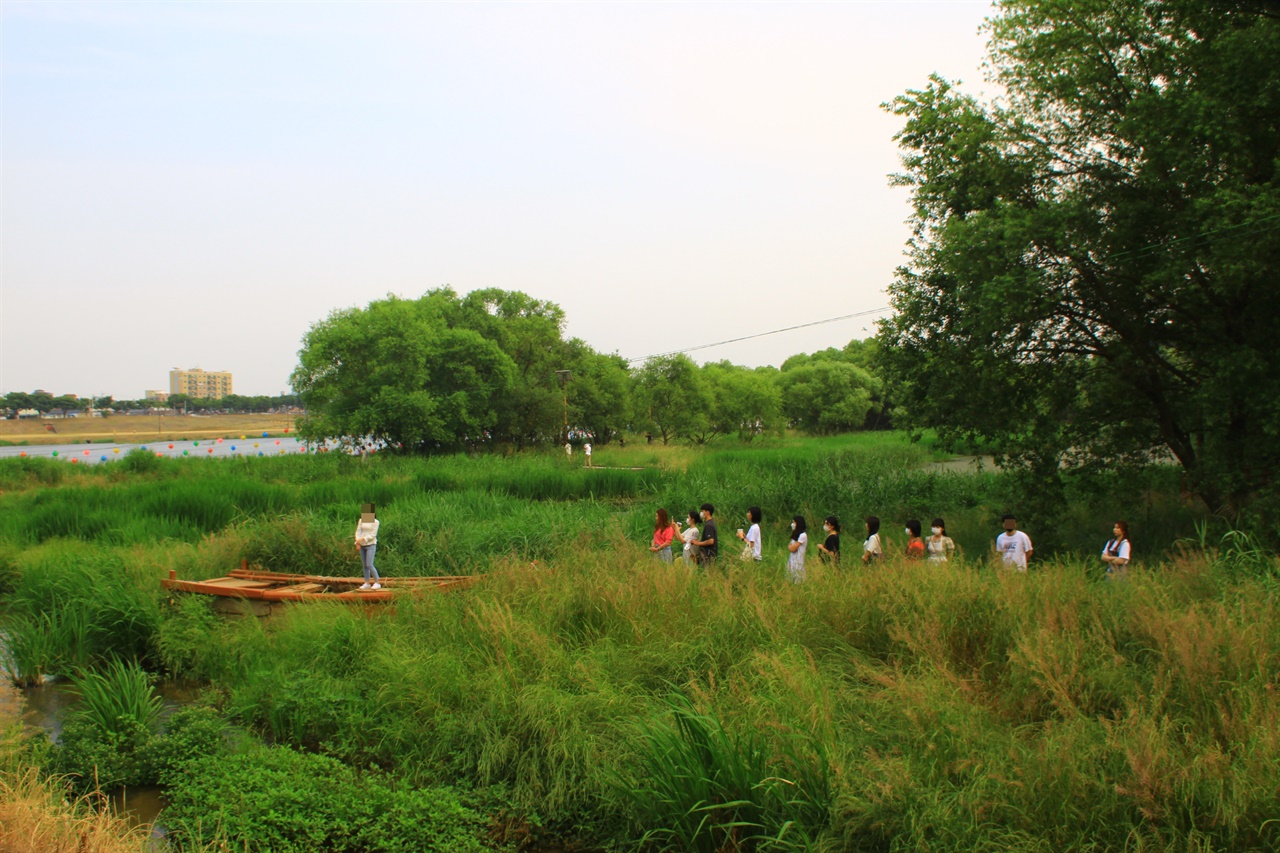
[163,562,474,603]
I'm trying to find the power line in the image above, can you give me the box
[626,307,889,364]
[625,212,1279,365]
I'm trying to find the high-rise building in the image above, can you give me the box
[169,368,233,399]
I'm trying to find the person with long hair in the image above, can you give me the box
[926,517,956,564]
[817,515,840,564]
[786,515,808,583]
[355,503,381,590]
[1101,520,1131,578]
[862,515,882,564]
[736,506,763,562]
[650,508,677,563]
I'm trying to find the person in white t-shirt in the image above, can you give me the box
[735,506,763,562]
[584,442,593,467]
[1101,520,1131,578]
[862,515,883,564]
[995,514,1033,571]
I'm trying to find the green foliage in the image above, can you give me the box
[778,359,880,435]
[47,717,154,792]
[880,0,1280,515]
[616,695,830,851]
[2,543,160,679]
[634,354,714,444]
[69,658,162,736]
[164,744,487,853]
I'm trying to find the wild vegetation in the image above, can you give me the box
[1,434,1276,851]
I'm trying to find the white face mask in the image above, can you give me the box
[931,527,942,535]
[904,528,912,536]
[790,522,796,530]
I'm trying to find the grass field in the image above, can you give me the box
[0,413,295,446]
[1,433,1275,851]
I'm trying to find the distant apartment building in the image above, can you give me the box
[145,390,170,402]
[169,368,233,399]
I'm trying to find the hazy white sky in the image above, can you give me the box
[1,1,994,398]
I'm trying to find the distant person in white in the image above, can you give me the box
[1101,520,1131,578]
[786,515,808,583]
[735,506,763,562]
[584,442,593,467]
[355,504,381,590]
[995,514,1033,571]
[564,442,572,460]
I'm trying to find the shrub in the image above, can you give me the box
[164,744,487,853]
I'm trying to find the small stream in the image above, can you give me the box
[0,669,200,834]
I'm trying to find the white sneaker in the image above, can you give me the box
[359,583,371,590]
[371,582,382,590]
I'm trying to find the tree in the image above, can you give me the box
[565,343,632,444]
[880,0,1280,514]
[292,292,516,451]
[701,361,783,442]
[632,355,712,444]
[778,360,880,435]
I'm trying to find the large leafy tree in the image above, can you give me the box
[292,292,516,451]
[880,0,1280,514]
[632,354,713,445]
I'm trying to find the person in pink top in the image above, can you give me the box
[649,508,678,563]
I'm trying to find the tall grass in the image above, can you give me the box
[0,433,1269,850]
[69,658,162,736]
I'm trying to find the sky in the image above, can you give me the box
[1,1,995,398]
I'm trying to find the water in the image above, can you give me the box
[0,662,197,835]
[0,435,318,464]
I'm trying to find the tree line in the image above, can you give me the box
[2,391,299,415]
[295,0,1279,522]
[289,287,891,452]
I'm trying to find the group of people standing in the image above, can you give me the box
[650,508,1133,581]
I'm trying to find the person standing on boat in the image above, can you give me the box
[355,504,381,590]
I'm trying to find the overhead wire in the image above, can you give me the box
[623,211,1280,364]
[625,307,889,364]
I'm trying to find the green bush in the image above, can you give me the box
[164,744,487,853]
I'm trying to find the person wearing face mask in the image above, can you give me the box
[786,515,808,583]
[816,516,840,564]
[926,517,956,564]
[904,519,925,560]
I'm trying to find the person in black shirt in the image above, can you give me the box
[817,515,840,564]
[695,503,719,562]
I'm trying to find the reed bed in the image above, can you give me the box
[1,433,1271,850]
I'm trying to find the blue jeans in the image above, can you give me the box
[360,545,380,582]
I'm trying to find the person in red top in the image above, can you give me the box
[904,518,925,560]
[650,508,678,563]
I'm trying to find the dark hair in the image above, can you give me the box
[931,517,946,535]
[791,515,807,541]
[865,515,880,536]
[1002,513,1016,523]
[905,518,922,537]
[700,503,715,516]
[655,508,670,531]
[747,506,761,524]
[688,510,700,525]
[824,515,840,533]
[1114,520,1129,537]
